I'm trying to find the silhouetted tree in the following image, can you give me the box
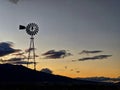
[40,68,53,74]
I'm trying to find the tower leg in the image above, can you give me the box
[27,36,36,70]
[31,37,36,70]
[27,38,32,68]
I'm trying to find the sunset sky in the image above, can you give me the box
[0,0,120,78]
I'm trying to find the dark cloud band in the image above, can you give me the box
[79,55,112,61]
[79,50,103,55]
[0,42,21,57]
[42,50,72,59]
[9,0,19,4]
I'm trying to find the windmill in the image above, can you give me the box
[19,23,39,70]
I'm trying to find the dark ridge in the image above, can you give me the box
[0,64,119,90]
[0,63,93,84]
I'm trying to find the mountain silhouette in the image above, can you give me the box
[0,63,93,84]
[0,64,119,90]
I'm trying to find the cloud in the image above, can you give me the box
[9,0,19,4]
[25,48,36,53]
[13,52,39,59]
[42,50,72,59]
[0,57,25,63]
[76,71,80,73]
[40,68,53,74]
[79,50,103,55]
[65,66,67,69]
[79,55,112,61]
[0,42,21,57]
[12,61,35,65]
[35,55,39,57]
[78,76,120,83]
[6,57,24,62]
[12,52,27,58]
[1,58,35,65]
[0,56,35,65]
[72,60,77,62]
[13,52,24,56]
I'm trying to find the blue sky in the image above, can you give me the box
[0,0,120,78]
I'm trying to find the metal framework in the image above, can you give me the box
[19,23,39,70]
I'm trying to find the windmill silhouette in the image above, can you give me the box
[19,23,39,70]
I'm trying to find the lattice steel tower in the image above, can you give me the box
[19,23,39,70]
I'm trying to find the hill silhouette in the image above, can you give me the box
[0,63,93,84]
[0,64,119,90]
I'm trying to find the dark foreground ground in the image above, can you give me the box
[0,83,120,90]
[0,64,119,90]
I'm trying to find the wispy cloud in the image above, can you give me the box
[42,50,72,59]
[76,71,80,73]
[0,56,36,65]
[0,57,24,63]
[9,0,19,4]
[79,55,112,61]
[6,57,24,62]
[77,76,120,83]
[79,50,103,55]
[1,58,35,65]
[0,42,21,57]
[12,61,35,65]
[13,52,24,56]
[25,48,36,53]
